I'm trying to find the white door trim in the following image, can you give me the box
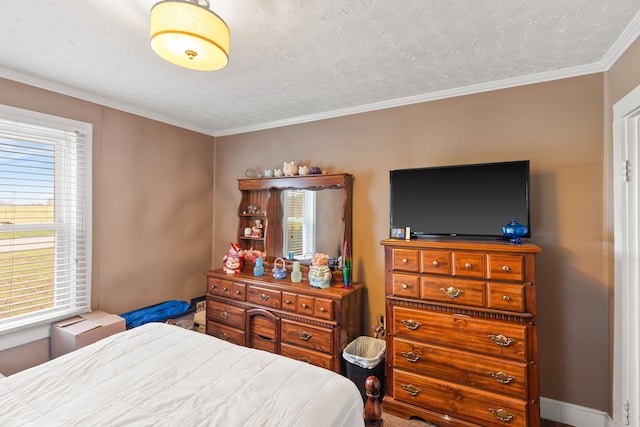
[612,85,640,427]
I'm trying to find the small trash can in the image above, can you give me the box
[342,336,386,404]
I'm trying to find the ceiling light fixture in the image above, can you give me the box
[150,0,229,71]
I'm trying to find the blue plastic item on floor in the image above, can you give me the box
[120,300,192,329]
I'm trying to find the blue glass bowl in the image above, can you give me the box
[502,219,528,245]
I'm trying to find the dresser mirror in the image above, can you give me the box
[237,174,353,266]
[281,188,344,262]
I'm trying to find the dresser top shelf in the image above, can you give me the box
[205,269,362,298]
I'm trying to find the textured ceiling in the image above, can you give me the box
[1,1,639,136]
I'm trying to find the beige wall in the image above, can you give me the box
[0,78,214,374]
[214,74,609,411]
[3,34,640,412]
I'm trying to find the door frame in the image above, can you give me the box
[612,84,640,427]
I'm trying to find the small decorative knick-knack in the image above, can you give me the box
[308,253,332,288]
[283,161,297,176]
[253,257,264,277]
[251,219,263,237]
[272,257,287,279]
[342,241,352,288]
[298,165,309,176]
[291,261,302,283]
[222,243,244,275]
[502,219,528,245]
[274,168,284,177]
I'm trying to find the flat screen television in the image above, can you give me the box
[390,160,531,239]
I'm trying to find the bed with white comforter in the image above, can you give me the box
[0,322,364,426]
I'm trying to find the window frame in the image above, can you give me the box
[282,189,316,259]
[0,104,92,351]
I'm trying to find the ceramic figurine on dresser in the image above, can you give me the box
[251,219,263,237]
[283,161,297,176]
[222,243,244,275]
[308,253,332,288]
[298,165,309,175]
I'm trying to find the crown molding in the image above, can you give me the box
[0,67,217,137]
[215,62,604,136]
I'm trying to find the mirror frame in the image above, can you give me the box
[238,174,353,265]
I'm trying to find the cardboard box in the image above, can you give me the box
[51,311,125,358]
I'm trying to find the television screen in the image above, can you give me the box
[390,160,530,239]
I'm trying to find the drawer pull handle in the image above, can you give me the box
[222,287,228,292]
[210,285,216,291]
[298,357,310,364]
[285,300,292,305]
[441,286,464,298]
[401,283,409,289]
[432,260,439,266]
[402,258,408,263]
[218,331,229,341]
[257,334,275,342]
[302,303,309,309]
[488,408,515,423]
[220,311,230,320]
[489,334,516,347]
[489,371,515,384]
[401,319,422,330]
[235,290,241,295]
[401,351,421,363]
[401,383,421,397]
[502,265,511,272]
[319,307,326,312]
[259,293,270,302]
[464,262,472,269]
[502,295,511,302]
[298,331,312,341]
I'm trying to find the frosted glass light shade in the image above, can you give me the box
[150,0,229,71]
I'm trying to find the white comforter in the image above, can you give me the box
[0,323,364,426]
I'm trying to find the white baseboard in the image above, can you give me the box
[541,397,613,427]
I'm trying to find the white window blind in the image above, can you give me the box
[283,189,316,259]
[0,105,92,335]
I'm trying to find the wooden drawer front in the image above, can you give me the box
[452,252,486,278]
[280,343,334,370]
[393,307,527,361]
[392,249,420,272]
[488,254,524,282]
[281,320,333,354]
[231,282,247,301]
[297,295,315,316]
[207,278,221,295]
[248,286,281,309]
[420,276,485,307]
[314,298,334,321]
[219,280,234,298]
[421,250,452,276]
[207,300,245,330]
[394,338,528,398]
[393,371,527,427]
[487,283,525,312]
[392,273,420,298]
[207,321,245,346]
[282,291,298,313]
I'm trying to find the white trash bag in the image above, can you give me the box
[342,336,386,369]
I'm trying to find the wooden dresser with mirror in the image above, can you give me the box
[205,173,362,373]
[381,238,541,427]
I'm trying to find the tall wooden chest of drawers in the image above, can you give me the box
[204,269,363,373]
[381,239,541,427]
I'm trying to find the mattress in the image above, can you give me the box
[0,322,364,426]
